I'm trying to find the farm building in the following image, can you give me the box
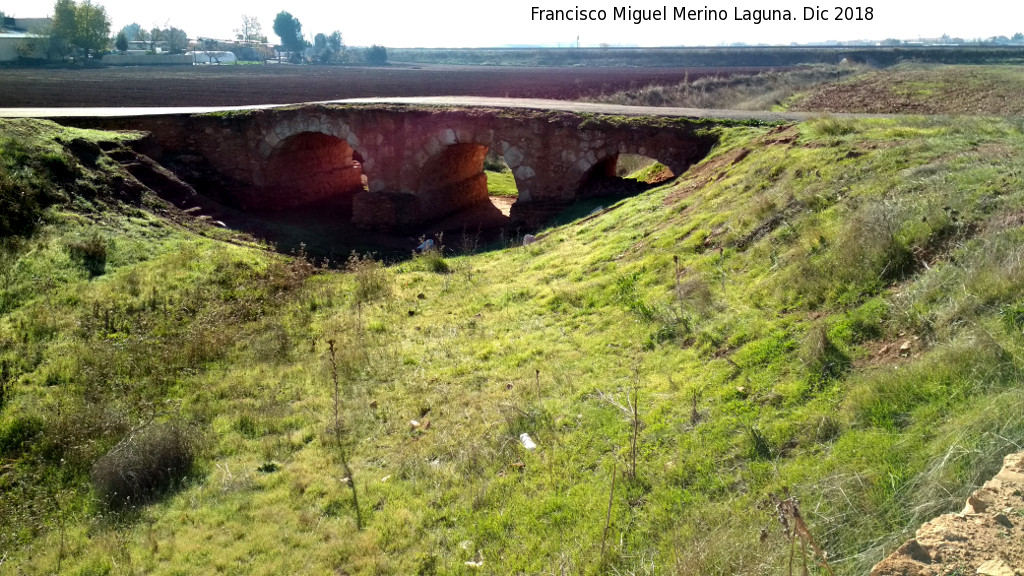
[0,16,50,62]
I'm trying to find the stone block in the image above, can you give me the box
[514,166,536,180]
[505,146,524,167]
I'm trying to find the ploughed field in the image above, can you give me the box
[0,63,780,107]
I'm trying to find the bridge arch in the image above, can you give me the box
[575,147,677,199]
[259,116,362,161]
[263,132,366,207]
[254,114,374,209]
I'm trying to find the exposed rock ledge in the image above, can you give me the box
[871,452,1024,576]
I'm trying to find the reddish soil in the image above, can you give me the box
[0,63,778,107]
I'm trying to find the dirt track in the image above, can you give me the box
[0,63,779,108]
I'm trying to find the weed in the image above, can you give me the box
[748,427,773,460]
[1001,302,1024,335]
[0,360,10,412]
[455,226,483,255]
[833,199,915,293]
[591,66,859,111]
[91,421,197,508]
[413,234,450,274]
[346,251,391,304]
[0,136,64,237]
[800,325,850,389]
[761,490,834,575]
[810,116,858,137]
[327,339,362,530]
[600,462,617,567]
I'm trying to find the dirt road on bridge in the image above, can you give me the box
[0,96,880,123]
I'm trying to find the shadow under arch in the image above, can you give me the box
[264,131,366,210]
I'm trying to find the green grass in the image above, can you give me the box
[485,168,518,197]
[3,114,1024,575]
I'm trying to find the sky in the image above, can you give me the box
[2,0,1022,48]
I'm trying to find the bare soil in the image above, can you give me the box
[791,66,1024,116]
[872,452,1024,576]
[0,63,776,108]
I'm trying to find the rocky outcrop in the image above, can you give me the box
[871,452,1024,576]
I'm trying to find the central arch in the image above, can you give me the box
[264,132,366,208]
[416,143,492,222]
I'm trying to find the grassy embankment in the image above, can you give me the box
[2,113,1024,575]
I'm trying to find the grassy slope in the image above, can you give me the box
[3,114,1024,575]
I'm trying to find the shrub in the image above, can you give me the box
[91,421,197,508]
[829,200,914,298]
[67,233,108,277]
[0,415,42,458]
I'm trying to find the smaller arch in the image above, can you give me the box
[576,152,675,199]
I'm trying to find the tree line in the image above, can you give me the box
[14,0,388,65]
[272,10,386,64]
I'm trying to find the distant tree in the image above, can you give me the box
[313,32,327,62]
[1013,32,1024,44]
[50,0,77,58]
[72,0,109,55]
[164,27,187,53]
[236,15,262,43]
[328,30,343,54]
[273,11,305,54]
[49,0,110,59]
[365,44,387,65]
[148,27,163,51]
[119,22,141,43]
[114,30,127,52]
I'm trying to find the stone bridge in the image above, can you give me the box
[73,103,719,229]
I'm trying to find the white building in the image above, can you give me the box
[0,17,51,61]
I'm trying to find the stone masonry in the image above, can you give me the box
[68,104,718,230]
